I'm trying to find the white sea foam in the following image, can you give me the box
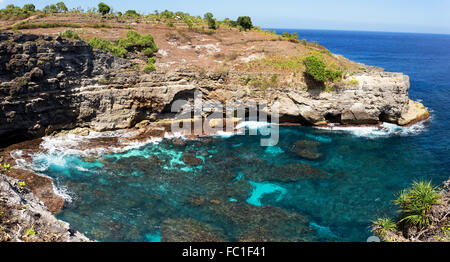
[315,121,429,138]
[235,121,271,130]
[51,178,75,203]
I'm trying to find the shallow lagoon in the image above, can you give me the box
[28,122,447,242]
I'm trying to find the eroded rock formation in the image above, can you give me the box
[0,32,429,147]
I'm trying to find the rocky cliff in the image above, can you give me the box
[0,172,89,242]
[0,31,429,147]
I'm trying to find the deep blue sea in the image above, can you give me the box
[29,29,450,242]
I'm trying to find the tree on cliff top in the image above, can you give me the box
[237,16,253,30]
[204,12,216,30]
[98,2,111,15]
[22,4,36,13]
[56,2,68,13]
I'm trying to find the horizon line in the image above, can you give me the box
[263,27,450,37]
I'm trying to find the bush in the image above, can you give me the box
[326,68,343,82]
[89,37,128,58]
[371,218,397,238]
[88,31,158,58]
[118,30,158,56]
[282,32,299,42]
[237,16,253,30]
[98,2,111,15]
[143,63,156,73]
[303,55,328,82]
[12,22,81,30]
[43,4,58,13]
[60,30,80,40]
[204,12,216,30]
[22,4,36,12]
[394,180,441,228]
[303,55,343,83]
[56,2,68,13]
[124,10,139,17]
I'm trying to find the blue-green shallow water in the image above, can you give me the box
[31,30,450,242]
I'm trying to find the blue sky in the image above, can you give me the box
[1,0,449,34]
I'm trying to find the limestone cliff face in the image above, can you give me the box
[0,32,428,146]
[0,173,90,242]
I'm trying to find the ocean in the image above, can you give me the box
[25,29,450,242]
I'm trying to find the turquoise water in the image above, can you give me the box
[30,30,450,242]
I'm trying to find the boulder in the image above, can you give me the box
[291,140,324,160]
[398,100,430,126]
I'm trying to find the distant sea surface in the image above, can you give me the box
[26,29,450,242]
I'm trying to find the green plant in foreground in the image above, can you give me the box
[24,225,36,242]
[394,180,441,228]
[18,180,26,190]
[371,218,397,237]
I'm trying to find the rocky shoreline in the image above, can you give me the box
[0,30,434,242]
[0,172,90,242]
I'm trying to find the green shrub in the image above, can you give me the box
[394,180,441,228]
[204,12,216,30]
[237,16,253,30]
[124,10,139,17]
[56,2,68,13]
[60,30,80,40]
[143,63,156,73]
[43,4,58,13]
[22,4,36,12]
[326,68,343,82]
[282,32,299,42]
[303,55,328,82]
[0,4,35,19]
[98,2,111,15]
[12,22,81,30]
[371,218,397,237]
[118,30,158,56]
[303,55,343,83]
[89,37,128,58]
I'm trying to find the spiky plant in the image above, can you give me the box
[371,218,397,237]
[394,180,441,228]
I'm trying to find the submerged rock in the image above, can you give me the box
[161,218,226,242]
[205,202,317,242]
[290,140,324,160]
[182,153,203,166]
[241,159,329,182]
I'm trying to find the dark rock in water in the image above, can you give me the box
[290,140,324,160]
[241,159,329,182]
[183,153,203,166]
[171,138,186,147]
[189,196,206,206]
[161,218,226,242]
[205,202,318,242]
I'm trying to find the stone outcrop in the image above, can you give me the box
[0,32,430,147]
[398,99,431,126]
[0,173,90,242]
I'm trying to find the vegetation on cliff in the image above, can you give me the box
[371,180,449,242]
